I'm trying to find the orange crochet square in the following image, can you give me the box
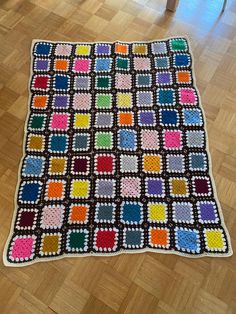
[151,229,168,246]
[177,71,191,83]
[172,179,187,195]
[143,155,161,172]
[42,235,59,253]
[55,59,69,71]
[28,135,44,150]
[133,45,147,54]
[33,95,48,108]
[115,44,128,54]
[119,112,133,126]
[70,205,88,223]
[47,181,64,198]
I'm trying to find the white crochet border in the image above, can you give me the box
[3,36,233,267]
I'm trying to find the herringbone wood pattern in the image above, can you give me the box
[0,0,236,313]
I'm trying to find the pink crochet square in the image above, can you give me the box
[134,58,151,71]
[41,206,64,228]
[73,93,91,110]
[115,73,131,89]
[121,177,141,197]
[164,130,182,149]
[74,59,90,73]
[180,88,196,105]
[55,44,72,56]
[50,113,69,130]
[10,236,35,260]
[141,130,159,150]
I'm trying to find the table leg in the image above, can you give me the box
[166,0,179,12]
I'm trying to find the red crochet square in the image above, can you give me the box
[96,229,116,249]
[34,76,49,89]
[96,155,114,173]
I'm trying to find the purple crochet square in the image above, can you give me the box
[199,202,217,221]
[139,111,155,125]
[36,59,49,71]
[146,178,164,196]
[157,72,171,85]
[53,95,69,109]
[96,44,111,55]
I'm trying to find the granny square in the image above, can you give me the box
[4,37,232,266]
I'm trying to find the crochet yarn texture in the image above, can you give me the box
[3,37,232,266]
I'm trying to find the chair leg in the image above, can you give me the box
[166,0,179,12]
[222,0,227,12]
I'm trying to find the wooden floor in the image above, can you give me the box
[0,0,236,312]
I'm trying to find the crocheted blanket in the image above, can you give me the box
[4,37,232,266]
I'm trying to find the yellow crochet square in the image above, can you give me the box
[50,157,66,174]
[133,44,148,54]
[71,180,90,198]
[74,113,90,129]
[75,45,91,56]
[117,93,132,108]
[205,230,224,249]
[143,155,161,172]
[148,203,166,222]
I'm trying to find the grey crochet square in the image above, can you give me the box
[168,155,184,172]
[174,203,192,222]
[75,77,90,89]
[186,131,204,148]
[120,155,138,173]
[96,113,113,127]
[96,180,114,197]
[137,91,152,106]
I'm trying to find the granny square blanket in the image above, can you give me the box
[4,37,232,266]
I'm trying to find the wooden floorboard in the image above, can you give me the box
[0,0,235,313]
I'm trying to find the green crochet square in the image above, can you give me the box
[116,58,129,70]
[69,232,86,250]
[170,38,187,51]
[96,94,112,109]
[29,115,45,130]
[96,76,110,89]
[96,132,113,149]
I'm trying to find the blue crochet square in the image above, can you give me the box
[155,57,169,68]
[95,203,115,222]
[73,133,90,151]
[118,129,137,150]
[54,75,69,90]
[49,135,68,152]
[23,156,45,177]
[124,229,142,247]
[176,228,199,253]
[183,109,202,126]
[174,54,190,67]
[190,153,206,170]
[35,43,52,56]
[95,58,112,72]
[137,74,151,87]
[121,202,142,224]
[160,109,178,125]
[157,89,174,105]
[19,182,41,203]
